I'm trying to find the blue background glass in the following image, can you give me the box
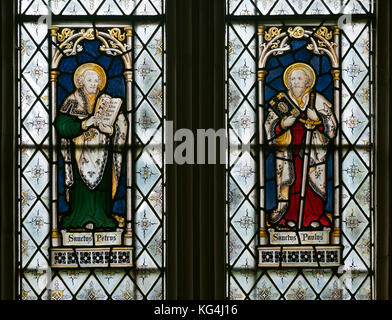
[264,40,334,214]
[57,39,126,216]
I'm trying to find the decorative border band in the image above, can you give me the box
[258,246,341,268]
[51,247,133,268]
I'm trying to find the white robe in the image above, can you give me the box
[264,91,337,206]
[60,89,128,197]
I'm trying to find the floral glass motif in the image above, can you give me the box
[19,0,164,15]
[226,0,374,300]
[17,0,166,300]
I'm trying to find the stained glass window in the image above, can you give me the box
[17,0,166,300]
[226,0,375,300]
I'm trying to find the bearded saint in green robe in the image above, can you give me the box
[55,63,128,230]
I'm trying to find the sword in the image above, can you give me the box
[297,92,321,229]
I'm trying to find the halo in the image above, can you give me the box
[283,63,316,90]
[73,63,107,91]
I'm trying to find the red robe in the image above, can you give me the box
[275,112,330,228]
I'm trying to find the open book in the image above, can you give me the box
[94,95,122,127]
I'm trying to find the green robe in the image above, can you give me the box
[55,113,117,229]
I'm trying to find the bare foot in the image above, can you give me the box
[85,223,94,230]
[310,221,320,229]
[287,221,296,228]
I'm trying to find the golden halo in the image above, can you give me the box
[73,63,107,91]
[283,63,316,90]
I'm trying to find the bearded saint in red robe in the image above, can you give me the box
[265,63,337,230]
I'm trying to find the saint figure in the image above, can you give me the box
[265,63,337,229]
[55,63,128,230]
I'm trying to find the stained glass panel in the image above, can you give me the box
[227,0,374,16]
[226,0,374,300]
[17,0,166,300]
[19,0,164,15]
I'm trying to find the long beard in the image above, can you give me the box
[291,87,306,98]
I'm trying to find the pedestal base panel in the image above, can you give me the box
[258,246,341,267]
[51,247,133,268]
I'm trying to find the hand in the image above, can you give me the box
[282,115,297,129]
[84,116,97,128]
[307,108,319,121]
[99,123,113,135]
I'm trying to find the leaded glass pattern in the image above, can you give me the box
[19,0,164,15]
[227,0,373,16]
[17,0,166,300]
[226,1,374,300]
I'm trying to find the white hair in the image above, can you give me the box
[77,69,102,88]
[288,69,312,89]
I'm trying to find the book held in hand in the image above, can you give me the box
[94,94,122,127]
[269,92,300,118]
